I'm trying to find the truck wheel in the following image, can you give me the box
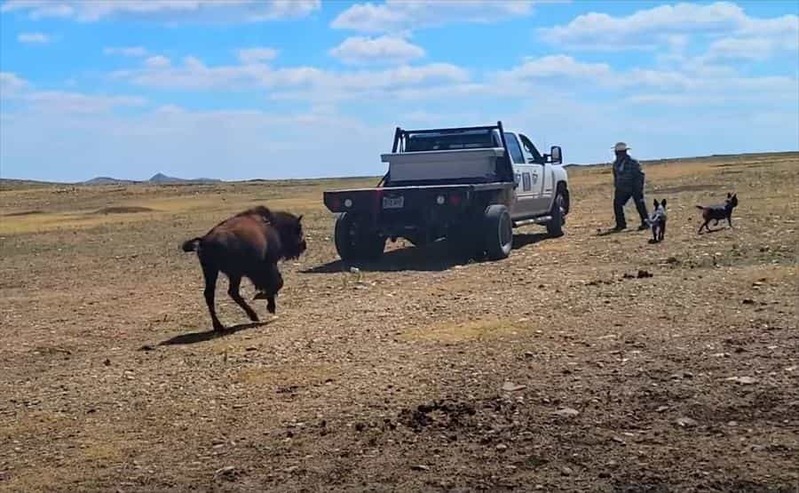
[484,204,513,260]
[334,212,385,262]
[546,190,566,238]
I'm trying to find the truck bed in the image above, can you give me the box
[322,182,514,214]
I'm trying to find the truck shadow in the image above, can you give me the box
[302,232,550,274]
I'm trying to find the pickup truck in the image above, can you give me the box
[322,121,570,262]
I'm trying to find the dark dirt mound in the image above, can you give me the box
[4,209,45,217]
[93,206,157,215]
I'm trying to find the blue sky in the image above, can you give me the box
[1,0,797,182]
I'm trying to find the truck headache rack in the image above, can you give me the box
[383,120,515,187]
[391,121,509,153]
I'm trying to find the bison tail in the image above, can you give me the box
[695,205,706,210]
[181,237,202,252]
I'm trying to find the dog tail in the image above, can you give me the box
[695,205,706,210]
[181,237,202,252]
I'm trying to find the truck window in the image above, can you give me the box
[504,133,525,164]
[405,129,495,152]
[518,133,544,163]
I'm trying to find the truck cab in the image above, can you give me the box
[505,130,567,222]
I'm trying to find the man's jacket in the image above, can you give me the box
[613,155,645,191]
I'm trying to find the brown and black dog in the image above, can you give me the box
[696,193,738,233]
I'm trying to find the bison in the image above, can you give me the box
[180,205,307,331]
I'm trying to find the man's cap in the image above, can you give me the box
[613,142,631,152]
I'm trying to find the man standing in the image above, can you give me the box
[611,142,648,231]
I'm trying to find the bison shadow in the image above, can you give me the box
[303,232,550,274]
[155,320,273,347]
[698,226,729,235]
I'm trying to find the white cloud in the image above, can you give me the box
[540,1,799,59]
[17,32,51,44]
[330,35,425,64]
[237,47,279,65]
[503,55,613,80]
[22,91,147,114]
[331,0,539,33]
[0,0,321,23]
[1,73,147,113]
[496,55,702,94]
[104,46,148,57]
[144,55,171,68]
[112,55,469,101]
[0,72,30,97]
[107,47,796,111]
[499,54,797,103]
[706,34,799,62]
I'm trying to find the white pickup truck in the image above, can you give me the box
[323,121,570,262]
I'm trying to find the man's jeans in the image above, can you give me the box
[614,187,648,228]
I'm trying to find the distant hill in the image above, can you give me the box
[83,176,138,185]
[79,173,222,186]
[147,172,221,184]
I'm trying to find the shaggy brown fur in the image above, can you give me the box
[181,205,307,331]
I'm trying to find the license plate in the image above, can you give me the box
[382,195,404,209]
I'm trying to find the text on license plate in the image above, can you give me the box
[382,195,404,209]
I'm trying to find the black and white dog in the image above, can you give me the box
[647,199,667,243]
[696,192,738,233]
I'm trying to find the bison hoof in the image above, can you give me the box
[213,324,226,332]
[267,302,276,314]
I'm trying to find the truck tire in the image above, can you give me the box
[484,204,513,260]
[334,212,386,262]
[546,188,566,238]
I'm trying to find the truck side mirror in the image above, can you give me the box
[549,145,562,164]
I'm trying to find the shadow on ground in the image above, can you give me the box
[698,226,730,235]
[152,321,273,347]
[302,232,550,274]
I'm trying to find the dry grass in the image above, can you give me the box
[1,153,798,492]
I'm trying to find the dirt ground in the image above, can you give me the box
[1,153,797,493]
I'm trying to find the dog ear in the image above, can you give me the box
[661,199,667,207]
[727,192,732,198]
[653,199,658,207]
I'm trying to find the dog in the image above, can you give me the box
[696,192,738,233]
[647,198,667,243]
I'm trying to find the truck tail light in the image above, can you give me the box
[449,194,462,206]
